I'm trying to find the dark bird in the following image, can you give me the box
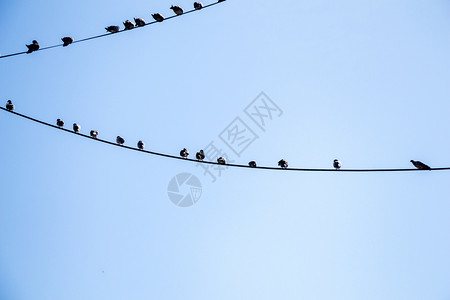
[152,13,165,22]
[278,159,288,169]
[123,20,135,30]
[217,157,226,165]
[137,140,145,150]
[196,150,205,161]
[411,160,431,170]
[56,119,64,128]
[194,1,203,9]
[134,17,146,27]
[248,161,257,168]
[61,37,73,47]
[73,123,81,133]
[170,5,184,15]
[90,130,98,139]
[116,136,125,145]
[26,40,40,53]
[105,26,120,33]
[180,148,189,158]
[6,100,14,111]
[333,159,342,170]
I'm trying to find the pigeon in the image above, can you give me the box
[137,140,145,150]
[26,40,40,53]
[116,136,125,145]
[152,13,165,22]
[61,37,74,47]
[411,160,431,170]
[56,119,64,128]
[170,5,184,15]
[180,148,189,158]
[73,123,81,133]
[6,100,14,111]
[194,2,203,10]
[90,130,98,139]
[333,159,342,170]
[134,17,146,27]
[105,26,120,33]
[248,161,257,168]
[278,159,288,169]
[123,20,135,30]
[217,157,226,165]
[196,150,205,161]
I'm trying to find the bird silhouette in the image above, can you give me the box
[73,123,81,133]
[411,160,431,170]
[196,150,205,161]
[6,100,14,111]
[61,37,74,47]
[90,130,98,139]
[170,5,184,15]
[248,161,257,168]
[217,157,226,165]
[123,20,135,30]
[333,159,342,170]
[137,140,145,150]
[116,136,125,145]
[26,40,40,53]
[105,26,120,33]
[278,159,288,169]
[194,2,203,9]
[56,119,64,128]
[134,18,146,27]
[180,148,189,158]
[152,13,165,22]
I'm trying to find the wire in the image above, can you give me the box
[0,1,224,59]
[2,107,449,172]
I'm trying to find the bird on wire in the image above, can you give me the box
[152,13,165,22]
[123,20,135,30]
[411,160,431,170]
[73,123,81,133]
[278,159,288,169]
[105,26,120,33]
[194,2,203,10]
[180,148,189,158]
[333,159,342,170]
[116,136,125,145]
[248,161,257,168]
[137,140,145,150]
[61,37,74,47]
[134,17,146,27]
[5,100,14,111]
[196,150,205,161]
[170,5,184,15]
[217,157,226,165]
[26,40,40,53]
[56,119,64,128]
[90,130,98,139]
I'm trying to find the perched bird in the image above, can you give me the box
[105,26,120,33]
[194,2,203,9]
[61,37,74,47]
[73,123,81,133]
[137,140,145,150]
[170,5,184,15]
[248,161,257,168]
[411,160,431,170]
[123,20,135,30]
[333,159,342,170]
[56,119,64,128]
[134,17,146,27]
[180,148,189,158]
[116,136,125,145]
[278,159,288,169]
[26,40,40,53]
[5,100,14,111]
[152,13,165,22]
[196,150,205,161]
[217,157,226,165]
[90,130,98,139]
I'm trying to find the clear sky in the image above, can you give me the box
[1,0,450,299]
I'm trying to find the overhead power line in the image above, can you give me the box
[2,107,449,172]
[0,1,225,59]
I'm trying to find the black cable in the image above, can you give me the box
[2,107,449,172]
[0,1,224,59]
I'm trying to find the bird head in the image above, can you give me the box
[410,160,414,163]
[32,40,38,44]
[7,100,12,104]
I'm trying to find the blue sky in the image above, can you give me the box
[1,0,450,299]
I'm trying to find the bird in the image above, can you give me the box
[56,119,64,128]
[196,150,205,161]
[180,148,189,158]
[152,13,165,22]
[217,157,226,165]
[26,40,40,53]
[90,130,98,139]
[170,5,184,15]
[5,100,14,111]
[105,26,120,33]
[194,2,203,9]
[137,140,145,150]
[248,161,257,168]
[123,20,135,30]
[411,160,431,170]
[134,17,146,27]
[61,37,73,47]
[333,159,342,170]
[278,159,288,169]
[116,136,125,145]
[73,123,81,133]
